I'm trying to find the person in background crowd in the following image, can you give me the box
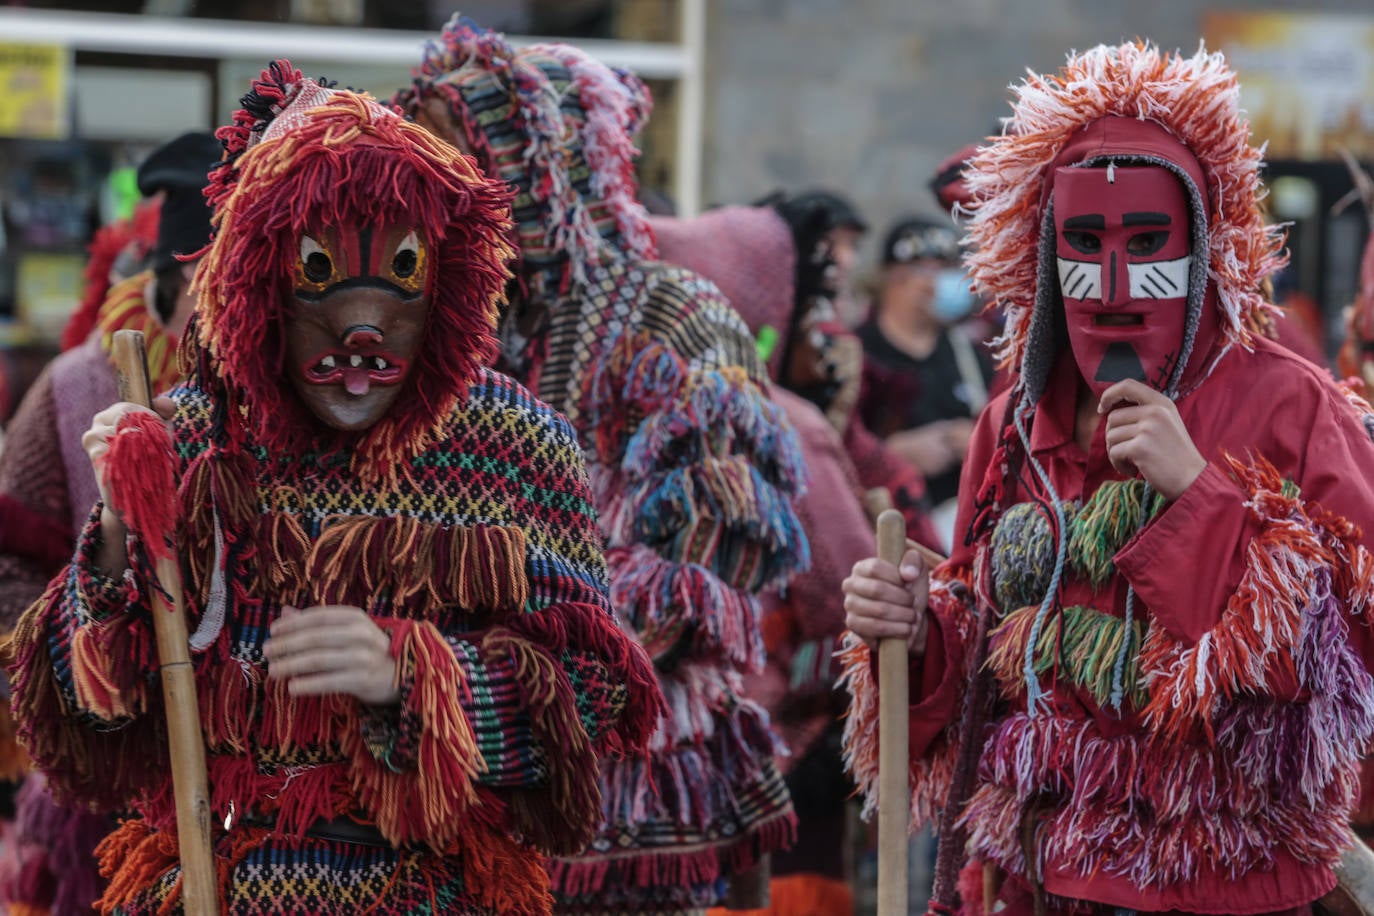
[1339,158,1374,402]
[1334,152,1374,847]
[857,215,994,551]
[758,189,869,328]
[0,132,213,633]
[930,142,981,218]
[654,202,889,916]
[398,19,809,915]
[759,189,941,544]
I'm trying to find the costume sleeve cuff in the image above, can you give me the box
[72,503,138,623]
[343,618,483,850]
[839,578,972,830]
[358,681,420,775]
[908,601,966,758]
[1114,462,1251,641]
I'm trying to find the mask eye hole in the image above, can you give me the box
[1062,230,1101,255]
[300,237,333,283]
[1127,231,1169,257]
[393,248,418,279]
[390,231,424,286]
[304,253,333,282]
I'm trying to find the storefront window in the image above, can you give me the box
[13,0,681,41]
[0,0,696,349]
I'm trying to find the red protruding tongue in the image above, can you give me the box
[343,367,371,396]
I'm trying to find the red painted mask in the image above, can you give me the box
[284,223,432,431]
[1053,164,1192,395]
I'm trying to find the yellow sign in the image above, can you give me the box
[17,252,84,345]
[0,42,69,141]
[1204,12,1374,161]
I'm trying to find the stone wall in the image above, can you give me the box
[703,0,1372,262]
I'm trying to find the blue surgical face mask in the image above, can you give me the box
[931,267,977,323]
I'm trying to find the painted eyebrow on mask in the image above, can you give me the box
[1062,215,1105,230]
[1123,212,1172,226]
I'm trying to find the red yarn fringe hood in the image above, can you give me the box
[189,60,515,474]
[962,42,1287,374]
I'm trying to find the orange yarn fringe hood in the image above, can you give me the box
[963,41,1287,373]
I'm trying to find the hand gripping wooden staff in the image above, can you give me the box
[110,329,220,915]
[875,507,910,916]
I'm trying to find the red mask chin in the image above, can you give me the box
[1053,164,1192,396]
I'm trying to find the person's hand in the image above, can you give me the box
[887,423,956,476]
[1099,379,1206,501]
[941,417,975,461]
[264,605,401,706]
[82,396,176,508]
[842,549,930,654]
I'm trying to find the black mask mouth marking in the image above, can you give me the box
[1095,341,1146,384]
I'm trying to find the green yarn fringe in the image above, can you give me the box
[989,604,1148,710]
[1068,479,1166,589]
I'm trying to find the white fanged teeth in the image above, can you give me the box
[320,355,336,369]
[350,355,363,368]
[374,357,388,370]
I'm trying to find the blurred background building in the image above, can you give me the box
[0,0,1370,359]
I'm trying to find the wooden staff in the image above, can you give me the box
[723,855,771,910]
[111,329,219,915]
[1332,830,1374,916]
[862,488,948,571]
[875,508,910,916]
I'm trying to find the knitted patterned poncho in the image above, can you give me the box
[400,20,809,914]
[7,64,659,916]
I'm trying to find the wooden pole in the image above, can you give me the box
[723,854,771,910]
[110,329,219,916]
[875,508,909,916]
[1335,830,1374,915]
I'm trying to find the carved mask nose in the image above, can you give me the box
[342,325,383,349]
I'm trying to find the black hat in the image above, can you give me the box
[881,215,960,265]
[760,189,868,241]
[136,131,221,271]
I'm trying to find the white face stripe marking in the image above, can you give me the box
[1057,258,1101,300]
[1128,256,1190,299]
[300,235,326,262]
[1058,256,1191,301]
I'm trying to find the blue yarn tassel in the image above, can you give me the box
[1014,399,1068,718]
[1108,482,1156,709]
